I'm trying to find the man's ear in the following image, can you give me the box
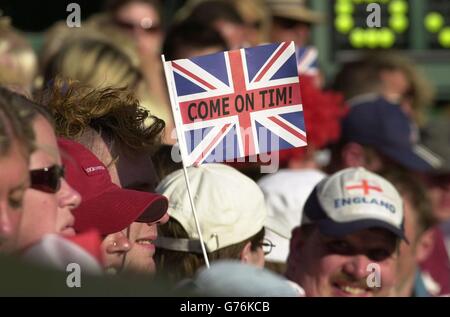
[341,142,366,168]
[415,228,435,263]
[240,241,253,264]
[288,227,304,263]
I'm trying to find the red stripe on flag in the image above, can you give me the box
[194,123,232,166]
[254,42,291,83]
[172,62,216,90]
[268,116,307,143]
[227,50,256,157]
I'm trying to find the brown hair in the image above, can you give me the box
[380,168,435,237]
[155,218,265,282]
[151,144,182,180]
[37,79,165,155]
[332,59,381,101]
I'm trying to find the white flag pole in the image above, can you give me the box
[160,54,210,268]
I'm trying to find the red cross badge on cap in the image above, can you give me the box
[345,179,383,195]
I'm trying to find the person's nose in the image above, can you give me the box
[343,255,372,280]
[105,232,132,254]
[58,179,81,210]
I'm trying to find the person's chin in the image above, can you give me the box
[126,249,156,274]
[126,259,156,275]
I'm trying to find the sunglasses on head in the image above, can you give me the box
[114,19,161,34]
[30,165,65,194]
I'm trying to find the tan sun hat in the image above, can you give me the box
[265,0,324,24]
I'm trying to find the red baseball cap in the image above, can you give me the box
[57,138,168,236]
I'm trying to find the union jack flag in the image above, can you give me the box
[163,41,307,166]
[296,46,319,76]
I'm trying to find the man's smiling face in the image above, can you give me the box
[287,226,399,297]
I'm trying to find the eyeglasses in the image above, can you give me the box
[30,165,65,194]
[259,238,276,256]
[114,19,161,34]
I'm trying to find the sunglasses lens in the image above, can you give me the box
[30,165,64,194]
[115,19,161,34]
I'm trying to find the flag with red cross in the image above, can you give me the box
[163,41,308,166]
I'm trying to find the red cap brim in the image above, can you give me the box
[73,187,168,236]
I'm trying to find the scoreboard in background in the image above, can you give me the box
[425,1,450,49]
[312,0,450,100]
[332,0,450,51]
[333,0,410,50]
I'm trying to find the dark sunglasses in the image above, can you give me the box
[30,165,65,194]
[114,19,161,34]
[274,17,310,29]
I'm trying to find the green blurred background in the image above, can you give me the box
[1,0,449,101]
[311,0,450,102]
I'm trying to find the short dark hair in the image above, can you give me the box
[380,168,436,237]
[332,59,381,100]
[162,19,227,60]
